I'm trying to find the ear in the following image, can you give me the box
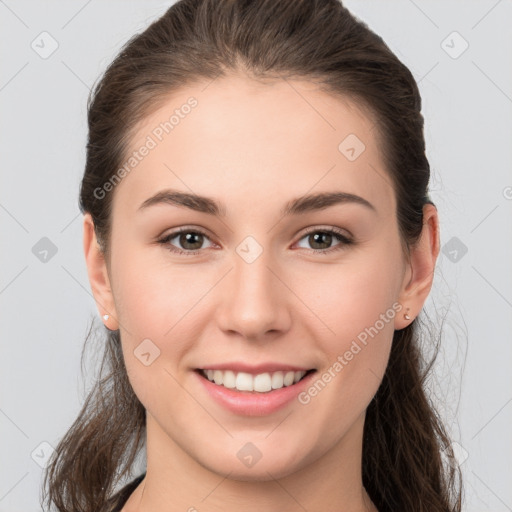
[395,203,440,330]
[83,213,119,330]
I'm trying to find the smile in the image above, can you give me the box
[198,368,315,393]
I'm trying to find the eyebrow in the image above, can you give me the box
[137,188,377,217]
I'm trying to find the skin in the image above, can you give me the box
[83,74,439,512]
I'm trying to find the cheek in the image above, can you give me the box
[288,288,396,462]
[112,248,213,337]
[298,248,402,347]
[293,249,400,407]
[336,270,398,345]
[112,251,216,406]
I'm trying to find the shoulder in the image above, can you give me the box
[103,473,146,512]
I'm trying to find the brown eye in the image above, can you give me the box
[308,232,334,250]
[158,228,213,255]
[296,228,353,254]
[177,231,204,250]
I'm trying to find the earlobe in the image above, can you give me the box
[395,204,440,330]
[83,213,119,330]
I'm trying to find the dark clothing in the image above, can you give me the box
[105,473,146,512]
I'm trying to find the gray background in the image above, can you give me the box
[1,1,511,510]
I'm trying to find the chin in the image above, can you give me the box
[197,448,309,482]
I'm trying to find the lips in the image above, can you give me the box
[197,362,314,374]
[195,361,316,392]
[194,366,318,416]
[197,368,315,393]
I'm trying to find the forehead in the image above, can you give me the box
[111,74,395,218]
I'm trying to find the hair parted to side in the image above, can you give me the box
[42,1,463,511]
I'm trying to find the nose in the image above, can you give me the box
[216,247,292,342]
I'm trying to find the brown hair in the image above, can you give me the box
[42,1,463,510]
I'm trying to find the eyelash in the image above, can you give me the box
[157,226,354,256]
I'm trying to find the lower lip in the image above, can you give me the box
[194,369,317,416]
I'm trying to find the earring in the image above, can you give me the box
[404,308,411,321]
[103,314,110,321]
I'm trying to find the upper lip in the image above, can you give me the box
[196,362,315,375]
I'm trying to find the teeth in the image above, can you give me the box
[254,373,272,392]
[222,370,236,389]
[201,369,308,393]
[236,372,254,391]
[283,371,295,386]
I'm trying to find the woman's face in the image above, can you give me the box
[86,75,424,480]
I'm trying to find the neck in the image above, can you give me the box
[124,411,377,512]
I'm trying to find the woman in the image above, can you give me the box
[43,0,463,511]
